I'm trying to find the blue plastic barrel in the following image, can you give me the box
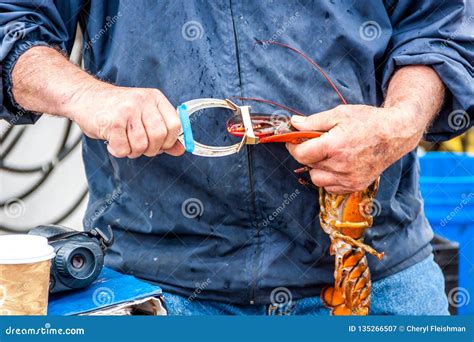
[419,152,474,315]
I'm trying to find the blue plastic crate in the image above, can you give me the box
[419,152,474,315]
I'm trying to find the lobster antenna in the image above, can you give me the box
[255,40,347,105]
[228,96,305,116]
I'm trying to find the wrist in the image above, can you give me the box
[385,96,428,131]
[383,66,445,138]
[383,104,426,150]
[61,80,114,121]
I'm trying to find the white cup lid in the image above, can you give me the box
[0,235,55,264]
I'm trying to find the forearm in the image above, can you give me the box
[10,45,184,158]
[11,46,110,118]
[384,65,445,137]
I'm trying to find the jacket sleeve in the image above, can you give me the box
[381,0,473,142]
[0,0,83,125]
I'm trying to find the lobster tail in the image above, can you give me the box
[321,240,371,315]
[319,179,382,315]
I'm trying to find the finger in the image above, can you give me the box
[310,158,347,174]
[286,135,330,165]
[163,141,186,156]
[155,91,181,150]
[309,168,337,188]
[142,104,167,157]
[290,107,343,131]
[107,121,131,158]
[127,115,149,158]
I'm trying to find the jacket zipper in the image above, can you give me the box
[229,0,260,304]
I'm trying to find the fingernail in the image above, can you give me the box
[291,115,305,123]
[294,166,311,174]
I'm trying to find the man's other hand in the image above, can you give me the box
[286,105,424,194]
[65,86,184,158]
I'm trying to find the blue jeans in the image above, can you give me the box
[162,254,449,315]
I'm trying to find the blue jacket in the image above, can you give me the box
[1,0,473,304]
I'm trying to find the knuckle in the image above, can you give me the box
[166,119,182,141]
[347,178,364,192]
[152,89,165,102]
[151,88,163,98]
[168,116,181,132]
[118,104,135,116]
[154,113,165,125]
[162,138,176,149]
[359,180,370,191]
[157,125,168,138]
[110,147,128,158]
[334,105,349,117]
[151,126,167,143]
[305,114,315,123]
[134,139,148,153]
[130,91,146,103]
[320,139,332,155]
[291,148,304,162]
[110,120,123,131]
[143,150,158,157]
[310,172,320,185]
[111,119,125,131]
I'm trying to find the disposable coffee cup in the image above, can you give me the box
[0,234,55,315]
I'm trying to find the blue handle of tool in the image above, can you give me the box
[178,104,195,153]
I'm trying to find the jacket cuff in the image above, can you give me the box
[1,40,52,125]
[381,43,473,142]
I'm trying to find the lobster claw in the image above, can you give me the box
[226,113,324,144]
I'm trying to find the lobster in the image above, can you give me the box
[226,41,384,315]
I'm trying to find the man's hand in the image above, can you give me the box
[286,66,445,194]
[11,46,184,158]
[64,85,184,158]
[287,105,422,193]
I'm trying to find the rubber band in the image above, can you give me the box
[178,104,195,153]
